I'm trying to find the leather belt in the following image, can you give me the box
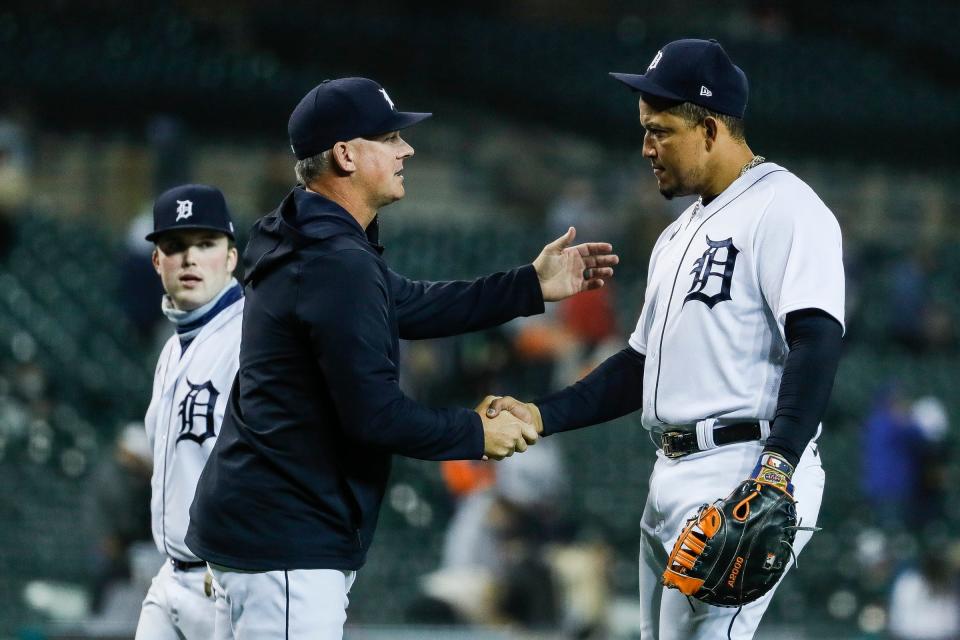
[660,422,762,459]
[170,557,207,571]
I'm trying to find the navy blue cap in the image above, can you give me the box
[288,77,432,160]
[146,184,235,242]
[610,38,748,118]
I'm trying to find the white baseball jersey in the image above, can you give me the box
[145,297,243,561]
[629,162,845,429]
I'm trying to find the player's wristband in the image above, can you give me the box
[751,451,795,495]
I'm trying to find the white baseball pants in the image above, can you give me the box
[135,560,215,640]
[209,565,357,640]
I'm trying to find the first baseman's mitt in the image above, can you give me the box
[661,453,810,607]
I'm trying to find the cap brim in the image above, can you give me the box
[609,72,685,102]
[370,111,432,136]
[146,225,236,242]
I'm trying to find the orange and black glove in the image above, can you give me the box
[661,452,804,607]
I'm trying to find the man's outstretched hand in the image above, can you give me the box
[533,227,619,302]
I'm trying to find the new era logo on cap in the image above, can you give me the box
[649,50,663,70]
[700,86,713,97]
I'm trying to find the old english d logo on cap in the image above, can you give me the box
[147,184,236,242]
[175,200,194,221]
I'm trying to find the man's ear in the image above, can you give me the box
[226,246,239,273]
[152,247,162,275]
[702,116,720,151]
[330,141,357,173]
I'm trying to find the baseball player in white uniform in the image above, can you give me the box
[135,184,243,640]
[486,39,845,639]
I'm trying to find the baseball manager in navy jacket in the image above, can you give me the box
[186,77,618,639]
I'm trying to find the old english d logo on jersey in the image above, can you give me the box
[684,236,739,308]
[176,380,219,445]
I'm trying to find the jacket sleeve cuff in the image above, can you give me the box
[518,264,546,316]
[466,410,485,460]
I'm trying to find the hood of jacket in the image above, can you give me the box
[242,186,383,286]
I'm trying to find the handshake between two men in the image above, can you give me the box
[477,396,542,461]
[473,225,618,460]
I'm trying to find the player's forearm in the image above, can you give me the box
[765,308,843,466]
[536,347,645,436]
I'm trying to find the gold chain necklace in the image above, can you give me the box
[691,155,767,220]
[739,155,766,177]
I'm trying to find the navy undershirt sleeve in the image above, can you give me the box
[536,347,646,436]
[763,308,843,467]
[534,310,841,464]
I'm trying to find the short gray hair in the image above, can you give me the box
[294,150,333,185]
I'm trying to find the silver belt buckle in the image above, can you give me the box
[660,431,687,459]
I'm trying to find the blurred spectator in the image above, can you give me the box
[415,439,609,636]
[86,423,153,613]
[888,539,960,640]
[117,210,166,343]
[862,385,946,532]
[438,438,569,574]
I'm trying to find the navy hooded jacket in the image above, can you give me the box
[186,187,545,570]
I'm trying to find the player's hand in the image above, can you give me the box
[483,395,543,435]
[532,227,619,302]
[475,396,539,460]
